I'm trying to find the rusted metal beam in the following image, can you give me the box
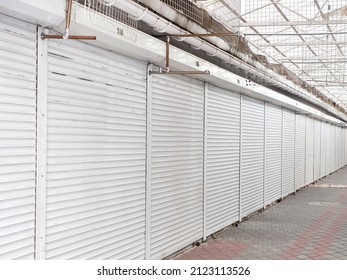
[42,0,96,41]
[151,35,209,75]
[41,34,96,40]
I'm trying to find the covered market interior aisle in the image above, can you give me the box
[175,167,347,260]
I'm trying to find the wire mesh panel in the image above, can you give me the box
[159,0,203,24]
[241,0,347,112]
[79,0,139,41]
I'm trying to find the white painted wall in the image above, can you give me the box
[0,0,65,26]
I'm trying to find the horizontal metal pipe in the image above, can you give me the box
[150,70,210,75]
[155,33,239,38]
[42,34,96,40]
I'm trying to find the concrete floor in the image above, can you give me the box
[175,166,347,260]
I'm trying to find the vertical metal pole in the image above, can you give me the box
[319,120,323,178]
[281,108,284,199]
[166,36,170,72]
[263,103,267,209]
[313,119,316,181]
[294,113,297,192]
[35,26,48,260]
[239,96,243,222]
[64,0,73,39]
[145,64,153,260]
[304,116,307,186]
[203,82,208,241]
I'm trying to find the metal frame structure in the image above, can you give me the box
[197,0,347,110]
[42,0,96,40]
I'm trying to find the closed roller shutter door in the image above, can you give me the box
[343,129,346,166]
[206,85,240,235]
[340,128,343,167]
[150,74,204,259]
[332,126,336,171]
[320,122,327,176]
[264,103,282,205]
[46,40,147,259]
[0,16,37,260]
[340,128,344,167]
[282,109,295,197]
[305,117,314,184]
[295,114,305,190]
[313,120,321,180]
[326,124,331,174]
[241,96,264,218]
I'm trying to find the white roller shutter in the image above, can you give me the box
[295,114,305,190]
[343,128,346,166]
[326,124,332,174]
[264,103,282,205]
[320,122,327,176]
[46,40,147,259]
[305,117,314,184]
[331,125,336,172]
[240,96,264,218]
[282,109,295,197]
[150,74,204,259]
[0,15,37,260]
[340,128,343,168]
[343,128,345,167]
[206,85,240,235]
[313,120,321,180]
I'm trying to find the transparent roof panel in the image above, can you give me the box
[198,0,347,109]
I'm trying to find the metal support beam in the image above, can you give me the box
[42,0,96,40]
[237,19,347,27]
[151,35,210,75]
[258,41,347,47]
[41,34,96,40]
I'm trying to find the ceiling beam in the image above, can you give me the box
[237,19,347,27]
[258,40,347,47]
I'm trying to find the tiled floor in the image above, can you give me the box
[175,167,347,260]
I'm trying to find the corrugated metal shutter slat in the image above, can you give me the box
[264,104,282,205]
[150,74,204,259]
[241,97,264,217]
[46,40,147,260]
[0,16,36,260]
[295,115,305,189]
[282,109,295,196]
[206,85,240,235]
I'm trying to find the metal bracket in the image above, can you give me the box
[41,0,96,41]
[150,35,210,75]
